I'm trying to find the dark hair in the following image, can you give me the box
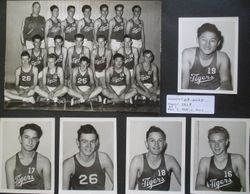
[80,56,90,64]
[21,51,30,58]
[74,33,84,40]
[67,5,75,11]
[82,5,92,12]
[132,5,141,12]
[54,35,64,42]
[47,53,57,61]
[123,34,132,40]
[77,124,99,141]
[197,23,222,41]
[20,123,43,138]
[115,4,124,10]
[143,49,155,62]
[32,1,40,8]
[100,4,108,11]
[113,53,124,61]
[32,34,42,42]
[208,126,230,140]
[146,126,166,139]
[50,5,58,12]
[97,34,106,41]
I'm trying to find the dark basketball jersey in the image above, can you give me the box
[46,67,60,87]
[110,17,124,41]
[64,19,77,42]
[30,48,44,73]
[23,15,45,41]
[70,153,105,190]
[124,48,135,70]
[75,67,91,87]
[139,64,153,84]
[129,19,142,40]
[110,67,126,86]
[138,154,171,190]
[71,46,86,68]
[53,47,63,67]
[96,18,109,41]
[94,48,107,72]
[14,152,44,189]
[205,154,242,191]
[47,18,61,38]
[189,48,221,89]
[19,66,34,87]
[80,18,94,41]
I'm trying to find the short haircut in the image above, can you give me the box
[115,4,124,10]
[67,5,75,11]
[80,56,90,64]
[82,5,92,12]
[132,5,142,12]
[123,34,132,41]
[197,23,222,41]
[208,126,230,140]
[143,49,155,62]
[146,126,166,139]
[113,53,124,61]
[74,33,84,40]
[32,34,42,42]
[50,5,58,12]
[21,51,30,58]
[97,34,106,41]
[47,53,57,61]
[100,4,108,11]
[77,124,99,141]
[20,123,43,139]
[54,34,64,42]
[32,1,40,8]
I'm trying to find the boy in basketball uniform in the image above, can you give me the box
[196,126,246,191]
[63,124,113,190]
[5,123,51,190]
[181,23,232,90]
[45,5,61,48]
[77,5,94,51]
[4,51,38,104]
[129,126,181,190]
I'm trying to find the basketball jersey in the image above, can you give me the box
[80,18,94,41]
[94,48,107,72]
[30,48,44,73]
[129,19,142,40]
[64,19,77,42]
[23,15,45,41]
[124,48,135,70]
[110,67,126,86]
[110,17,124,41]
[139,64,153,84]
[206,154,242,191]
[46,67,60,87]
[47,18,61,38]
[70,153,105,190]
[96,17,109,41]
[75,67,91,87]
[14,152,44,189]
[189,48,221,89]
[138,154,171,190]
[19,66,34,87]
[53,47,63,67]
[71,46,85,68]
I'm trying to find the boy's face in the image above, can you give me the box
[209,132,228,156]
[80,60,88,71]
[48,57,56,68]
[52,8,59,18]
[133,7,141,17]
[197,31,220,55]
[32,3,40,15]
[68,8,75,17]
[115,6,123,17]
[19,129,39,152]
[83,8,91,18]
[77,133,98,156]
[33,38,41,48]
[21,56,30,65]
[101,7,108,17]
[145,132,166,155]
[114,57,123,69]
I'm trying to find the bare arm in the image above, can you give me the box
[71,68,83,94]
[120,67,131,96]
[15,68,21,91]
[135,64,150,93]
[77,19,84,33]
[129,156,141,190]
[108,19,115,48]
[152,65,159,94]
[100,152,113,185]
[106,49,112,69]
[62,47,68,72]
[20,19,26,50]
[141,21,145,51]
[87,68,96,95]
[61,21,66,40]
[63,158,74,190]
[5,157,15,189]
[167,155,181,185]
[126,20,133,34]
[218,52,232,90]
[51,67,65,94]
[181,49,191,89]
[235,155,246,191]
[45,20,52,49]
[42,49,47,69]
[41,157,51,190]
[84,47,90,59]
[94,19,101,44]
[67,47,74,79]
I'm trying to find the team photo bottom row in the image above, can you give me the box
[0,117,249,194]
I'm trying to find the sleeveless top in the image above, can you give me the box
[14,152,44,189]
[23,15,45,41]
[53,47,63,67]
[124,48,135,70]
[139,64,153,84]
[46,67,60,87]
[47,18,61,38]
[19,66,34,87]
[64,19,77,42]
[80,18,94,41]
[70,153,105,190]
[94,48,107,72]
[205,154,242,191]
[110,67,126,86]
[96,17,109,41]
[75,67,91,87]
[189,48,221,89]
[30,48,44,73]
[110,17,124,41]
[129,19,142,40]
[71,46,86,68]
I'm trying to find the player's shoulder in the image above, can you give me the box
[182,47,196,56]
[109,18,115,23]
[230,153,245,164]
[68,46,74,52]
[198,156,211,167]
[94,17,101,23]
[46,18,52,23]
[84,46,90,52]
[37,152,50,164]
[98,151,111,161]
[63,155,75,166]
[5,154,17,167]
[216,50,230,62]
[131,154,144,165]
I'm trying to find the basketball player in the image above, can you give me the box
[135,50,159,102]
[91,35,112,88]
[196,126,246,191]
[126,5,145,55]
[94,4,109,45]
[61,5,78,49]
[21,2,45,50]
[35,53,67,103]
[63,124,113,190]
[77,5,94,51]
[181,23,232,90]
[68,56,102,105]
[5,123,51,189]
[45,5,61,48]
[108,4,126,54]
[102,53,136,104]
[4,51,38,104]
[129,126,181,190]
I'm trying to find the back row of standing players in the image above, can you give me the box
[5,2,160,105]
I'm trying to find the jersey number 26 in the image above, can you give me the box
[79,174,98,185]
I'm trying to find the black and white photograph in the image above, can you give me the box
[126,117,186,194]
[0,118,55,194]
[4,0,161,112]
[59,117,117,194]
[190,118,250,194]
[178,17,238,94]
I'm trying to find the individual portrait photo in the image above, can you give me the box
[126,117,186,194]
[0,118,55,194]
[190,118,250,194]
[178,17,238,94]
[59,117,117,194]
[4,0,161,113]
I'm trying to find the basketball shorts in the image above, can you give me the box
[111,85,126,95]
[132,39,142,49]
[110,39,122,53]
